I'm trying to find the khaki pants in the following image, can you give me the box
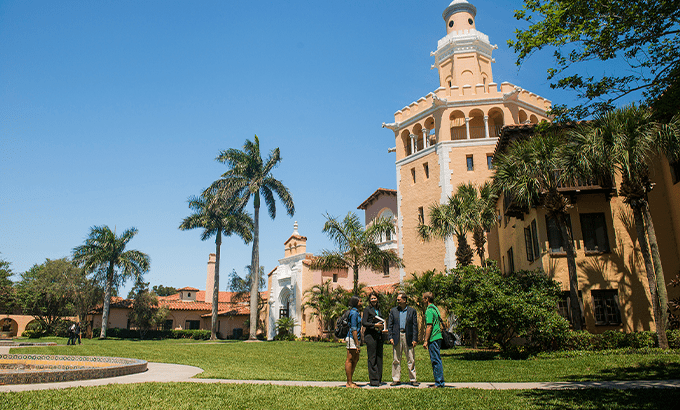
[392,332,416,382]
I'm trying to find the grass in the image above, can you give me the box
[3,383,680,410]
[11,337,680,383]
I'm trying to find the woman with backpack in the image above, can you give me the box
[345,295,362,388]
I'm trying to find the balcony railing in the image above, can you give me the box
[450,125,503,141]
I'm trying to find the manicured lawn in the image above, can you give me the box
[12,338,680,383]
[3,382,680,410]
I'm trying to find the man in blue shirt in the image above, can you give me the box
[388,292,418,386]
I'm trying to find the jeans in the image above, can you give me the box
[428,339,445,387]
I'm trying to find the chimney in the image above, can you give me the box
[206,253,216,303]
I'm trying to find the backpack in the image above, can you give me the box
[432,306,456,350]
[334,309,351,339]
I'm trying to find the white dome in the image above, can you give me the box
[443,0,477,20]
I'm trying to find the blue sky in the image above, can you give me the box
[0,0,614,295]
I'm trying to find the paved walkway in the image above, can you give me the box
[2,346,680,392]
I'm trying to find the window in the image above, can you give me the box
[580,213,610,252]
[185,320,200,330]
[423,163,429,179]
[557,291,585,326]
[466,155,474,171]
[411,168,416,183]
[506,247,514,274]
[531,219,540,259]
[524,227,534,262]
[383,259,390,276]
[592,290,622,325]
[386,229,392,241]
[418,207,425,224]
[163,320,173,331]
[546,215,572,253]
[332,273,338,283]
[670,160,680,184]
[487,155,493,170]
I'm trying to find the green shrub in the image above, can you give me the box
[53,320,76,338]
[447,265,569,353]
[92,327,211,340]
[668,329,680,348]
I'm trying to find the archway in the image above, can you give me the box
[401,130,412,157]
[0,318,18,338]
[488,108,504,138]
[449,110,466,140]
[469,109,485,139]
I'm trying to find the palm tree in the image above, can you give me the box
[206,135,295,340]
[451,182,498,267]
[566,105,680,347]
[302,280,351,335]
[179,193,253,340]
[493,131,584,330]
[72,226,150,339]
[311,212,403,295]
[418,185,476,267]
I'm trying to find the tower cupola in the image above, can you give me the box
[443,0,477,34]
[433,0,496,90]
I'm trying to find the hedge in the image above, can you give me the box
[92,328,211,340]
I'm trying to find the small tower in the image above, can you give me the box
[284,221,307,257]
[435,0,495,91]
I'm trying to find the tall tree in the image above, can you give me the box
[493,130,584,330]
[206,135,295,340]
[510,0,680,120]
[0,256,15,314]
[566,105,680,348]
[128,279,169,339]
[151,284,177,297]
[311,212,403,295]
[470,181,499,267]
[15,258,84,332]
[72,226,150,339]
[179,193,253,340]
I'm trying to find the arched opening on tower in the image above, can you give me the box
[450,110,466,140]
[401,130,412,157]
[488,108,504,138]
[424,117,436,146]
[530,114,538,124]
[518,110,528,124]
[413,124,424,151]
[469,109,485,139]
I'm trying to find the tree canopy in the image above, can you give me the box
[0,256,15,314]
[510,0,680,120]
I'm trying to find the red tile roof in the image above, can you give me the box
[177,287,199,291]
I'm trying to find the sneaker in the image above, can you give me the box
[390,381,401,386]
[409,381,420,386]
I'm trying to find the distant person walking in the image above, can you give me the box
[345,295,362,388]
[75,323,82,345]
[422,292,445,388]
[67,323,76,345]
[388,292,418,386]
[362,291,385,386]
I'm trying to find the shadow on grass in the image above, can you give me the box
[442,349,500,361]
[520,388,680,409]
[561,360,680,382]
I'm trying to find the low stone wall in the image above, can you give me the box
[0,354,147,385]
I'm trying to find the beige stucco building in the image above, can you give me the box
[382,0,680,333]
[383,0,550,278]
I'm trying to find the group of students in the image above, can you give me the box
[67,322,82,345]
[344,291,445,388]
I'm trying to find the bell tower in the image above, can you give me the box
[434,0,496,91]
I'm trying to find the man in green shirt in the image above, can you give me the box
[422,292,445,387]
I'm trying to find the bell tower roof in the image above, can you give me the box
[443,0,477,21]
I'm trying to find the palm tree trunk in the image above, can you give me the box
[249,195,260,340]
[100,264,114,339]
[643,202,668,325]
[558,214,583,331]
[211,232,221,341]
[633,206,669,349]
[353,262,359,295]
